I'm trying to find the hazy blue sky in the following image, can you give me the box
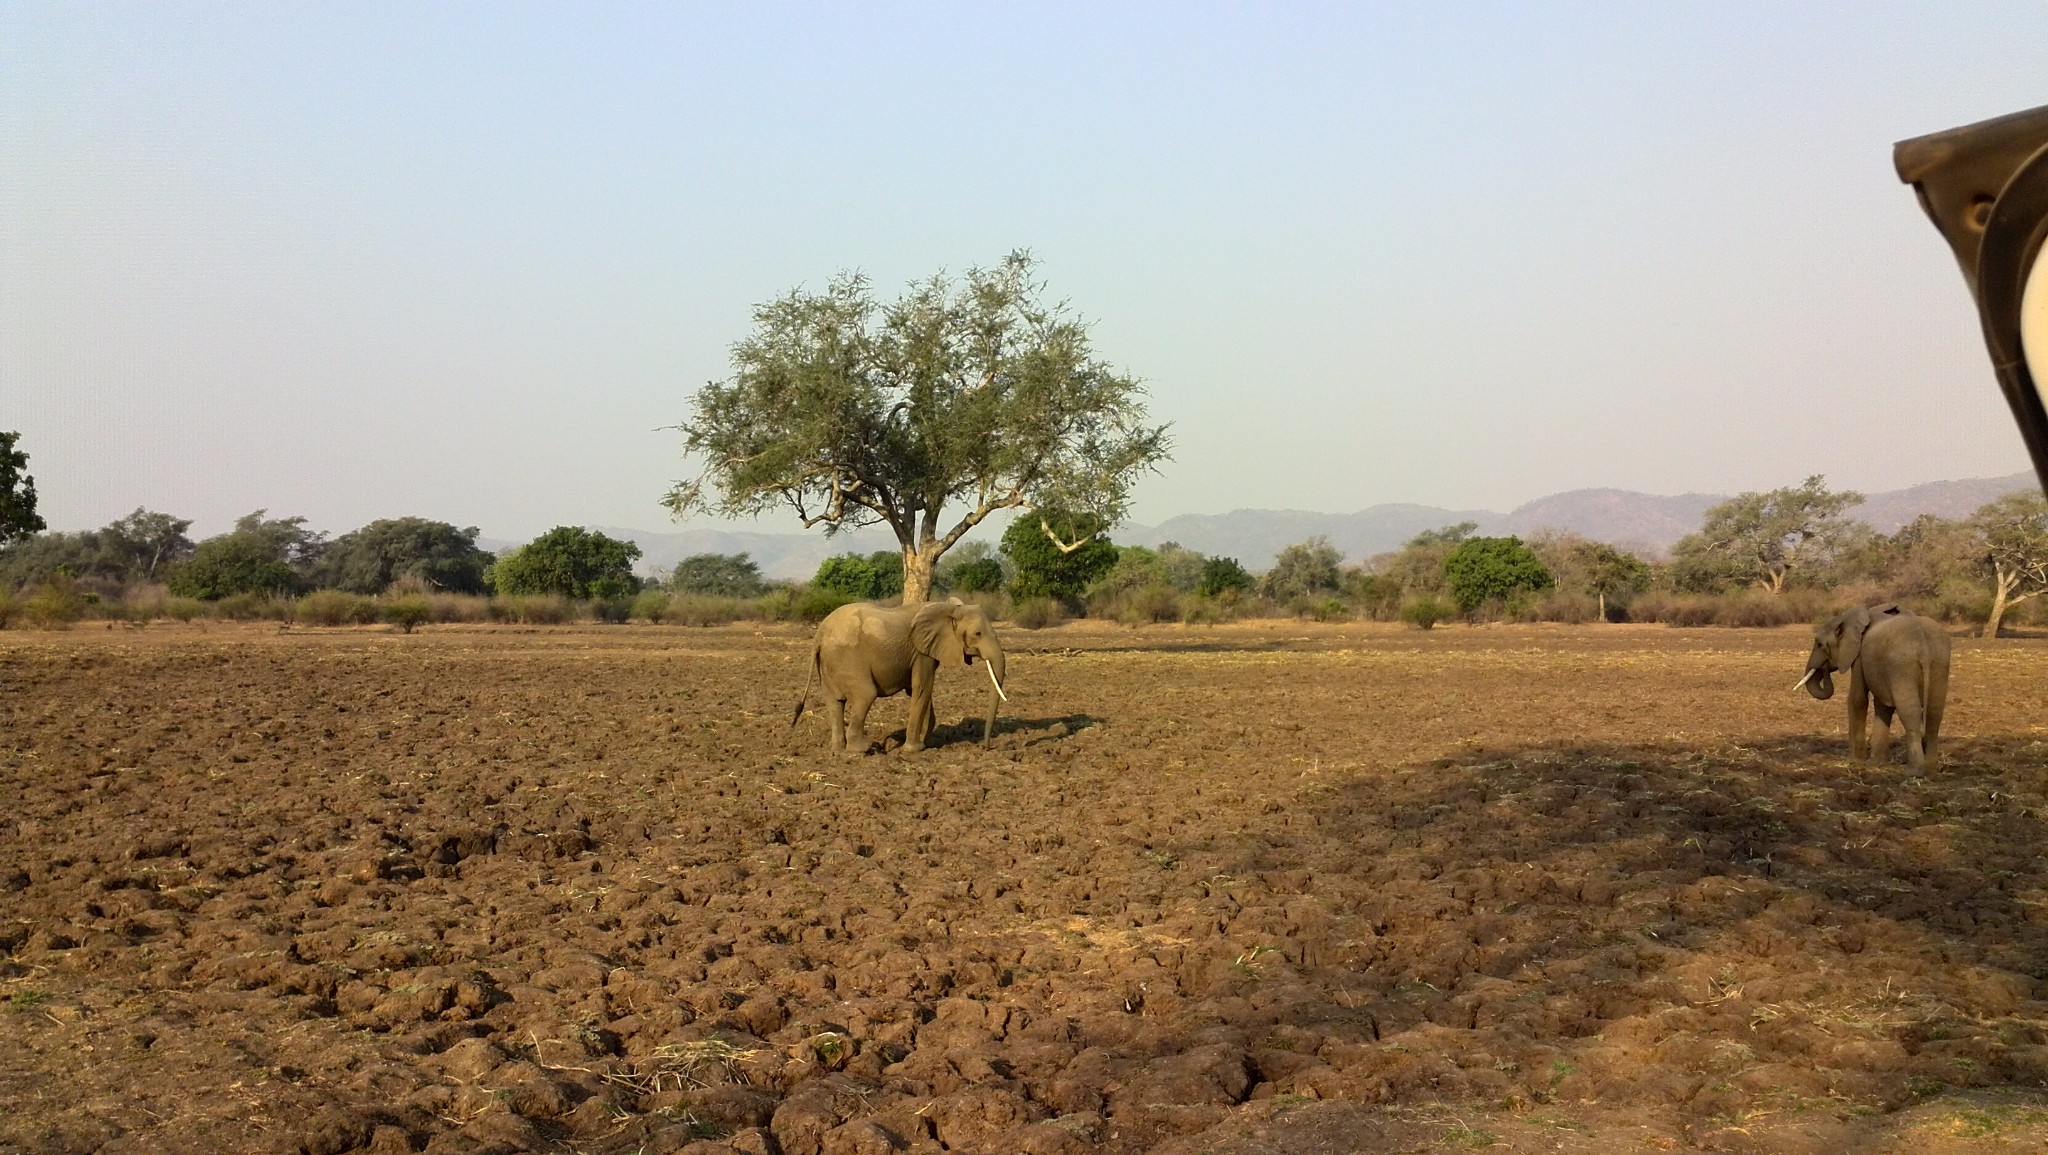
[4,3,2045,543]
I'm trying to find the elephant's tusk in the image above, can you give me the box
[986,659,1009,703]
[1793,668,1816,692]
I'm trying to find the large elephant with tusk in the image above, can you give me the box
[1795,602,1950,770]
[793,598,1008,754]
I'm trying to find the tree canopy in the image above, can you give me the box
[1669,476,1864,593]
[665,252,1170,602]
[668,552,769,598]
[1972,491,2048,638]
[314,517,492,595]
[488,528,642,599]
[0,431,45,546]
[1443,536,1553,611]
[811,551,905,600]
[1260,536,1343,604]
[168,533,299,600]
[1002,509,1117,604]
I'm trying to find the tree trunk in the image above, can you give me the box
[901,545,936,605]
[1986,564,2016,638]
[1597,590,1607,623]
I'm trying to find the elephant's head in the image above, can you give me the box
[912,600,1008,747]
[1798,604,1896,699]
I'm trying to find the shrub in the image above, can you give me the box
[315,517,493,595]
[1444,537,1553,612]
[632,589,673,622]
[1003,511,1117,604]
[212,592,293,621]
[667,595,747,627]
[0,594,13,629]
[1011,597,1067,629]
[1260,538,1343,603]
[20,575,92,628]
[1196,555,1255,598]
[298,589,380,626]
[590,596,633,624]
[1120,584,1182,624]
[167,533,299,600]
[425,594,489,623]
[491,594,573,625]
[162,597,204,622]
[488,527,641,599]
[1308,597,1350,623]
[668,552,769,598]
[1531,591,1600,624]
[385,596,431,633]
[1400,594,1453,630]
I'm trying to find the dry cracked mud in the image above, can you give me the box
[4,620,2048,1154]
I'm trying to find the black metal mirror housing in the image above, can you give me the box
[1896,104,2048,495]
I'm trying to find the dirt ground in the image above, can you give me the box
[4,619,2048,1155]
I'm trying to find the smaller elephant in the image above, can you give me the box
[1796,602,1950,770]
[793,599,1008,754]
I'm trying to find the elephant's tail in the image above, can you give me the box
[791,646,820,728]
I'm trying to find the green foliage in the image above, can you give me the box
[934,540,1006,594]
[1260,536,1342,603]
[487,527,642,599]
[1342,570,1404,620]
[1972,490,2048,636]
[168,533,300,600]
[1443,536,1553,612]
[1531,531,1652,617]
[668,552,769,597]
[1197,556,1255,598]
[0,507,194,594]
[316,517,492,594]
[384,596,432,633]
[21,574,91,628]
[1400,593,1454,629]
[1002,510,1117,604]
[631,589,674,622]
[1406,521,1477,549]
[755,586,857,622]
[0,431,45,546]
[1669,475,1864,593]
[665,251,1171,601]
[812,551,904,599]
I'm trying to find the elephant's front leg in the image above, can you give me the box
[902,657,936,753]
[1845,671,1871,760]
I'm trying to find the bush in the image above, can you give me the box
[756,586,857,623]
[167,533,299,600]
[669,594,749,627]
[1197,556,1256,598]
[385,596,431,633]
[1400,594,1453,630]
[1444,537,1553,612]
[668,552,769,598]
[590,596,633,624]
[424,594,489,623]
[632,589,673,622]
[1307,597,1350,622]
[1531,591,1600,624]
[488,527,641,599]
[212,592,294,621]
[1003,512,1117,604]
[297,589,382,626]
[20,575,92,628]
[490,594,573,625]
[162,597,204,622]
[1011,597,1067,629]
[1118,584,1182,624]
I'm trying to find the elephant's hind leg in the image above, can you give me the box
[826,697,848,753]
[1871,702,1895,766]
[1895,698,1930,772]
[844,689,879,755]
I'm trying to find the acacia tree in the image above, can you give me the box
[666,253,1171,604]
[0,430,45,546]
[1669,475,1864,594]
[1972,491,2048,638]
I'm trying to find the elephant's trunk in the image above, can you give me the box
[982,648,1006,748]
[1802,649,1835,700]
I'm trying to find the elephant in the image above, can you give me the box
[792,598,1008,754]
[1795,602,1950,770]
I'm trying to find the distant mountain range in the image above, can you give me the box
[491,471,2040,579]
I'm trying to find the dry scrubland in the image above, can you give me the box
[4,621,2048,1155]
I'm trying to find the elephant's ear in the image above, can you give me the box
[1871,602,1902,617]
[1836,606,1874,669]
[912,603,966,665]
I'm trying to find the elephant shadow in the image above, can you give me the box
[884,712,1102,751]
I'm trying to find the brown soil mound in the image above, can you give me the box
[3,621,2047,1154]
